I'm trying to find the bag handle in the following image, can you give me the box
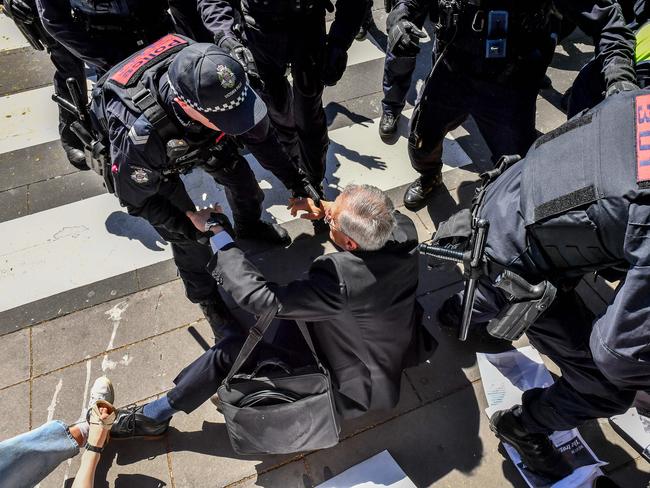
[295,320,326,372]
[224,306,277,388]
[223,311,326,389]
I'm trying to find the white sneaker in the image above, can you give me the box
[87,376,114,411]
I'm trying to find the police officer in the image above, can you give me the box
[91,35,315,338]
[434,90,650,480]
[3,0,87,169]
[393,0,637,210]
[35,0,194,72]
[378,2,433,141]
[197,0,370,190]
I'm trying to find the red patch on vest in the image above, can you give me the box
[635,93,650,183]
[111,34,188,86]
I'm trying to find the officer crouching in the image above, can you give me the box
[428,89,650,481]
[90,35,315,340]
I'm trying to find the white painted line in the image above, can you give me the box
[0,85,60,155]
[0,111,472,312]
[0,15,30,52]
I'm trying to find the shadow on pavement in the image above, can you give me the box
[105,211,168,252]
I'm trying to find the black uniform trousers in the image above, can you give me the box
[167,320,313,413]
[155,155,264,303]
[469,280,638,434]
[44,35,87,152]
[381,10,428,117]
[408,59,539,175]
[242,11,329,185]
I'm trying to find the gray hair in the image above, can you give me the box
[337,184,396,251]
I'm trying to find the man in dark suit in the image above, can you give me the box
[108,184,426,438]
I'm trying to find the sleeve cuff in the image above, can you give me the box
[210,230,234,252]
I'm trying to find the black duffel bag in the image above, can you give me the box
[217,307,340,455]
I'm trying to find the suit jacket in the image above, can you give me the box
[207,212,420,419]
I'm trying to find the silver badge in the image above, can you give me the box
[130,166,151,184]
[216,64,237,90]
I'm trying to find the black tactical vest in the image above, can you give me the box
[91,34,190,139]
[91,34,240,173]
[518,90,650,277]
[437,0,555,81]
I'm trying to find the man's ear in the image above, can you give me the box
[344,237,358,251]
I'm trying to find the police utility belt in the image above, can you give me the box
[242,0,332,18]
[418,154,557,342]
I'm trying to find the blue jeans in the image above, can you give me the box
[0,421,79,488]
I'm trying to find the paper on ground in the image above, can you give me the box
[315,450,416,488]
[477,347,605,488]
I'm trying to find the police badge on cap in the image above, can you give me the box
[167,43,267,136]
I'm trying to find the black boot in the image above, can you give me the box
[379,112,398,141]
[110,405,170,440]
[490,407,573,481]
[60,124,89,171]
[235,220,291,246]
[403,173,443,210]
[199,300,242,342]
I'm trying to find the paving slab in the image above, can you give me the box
[0,382,30,441]
[0,327,29,388]
[0,46,55,96]
[167,400,300,488]
[0,269,140,336]
[37,429,172,488]
[31,321,213,428]
[581,418,647,474]
[0,140,76,193]
[28,170,107,215]
[232,459,310,488]
[0,185,28,222]
[31,280,204,375]
[305,382,509,488]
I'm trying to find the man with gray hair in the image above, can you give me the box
[108,184,431,438]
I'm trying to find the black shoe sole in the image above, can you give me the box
[110,432,168,441]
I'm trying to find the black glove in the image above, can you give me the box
[4,0,37,23]
[321,43,348,87]
[605,80,639,98]
[387,19,426,57]
[217,35,263,89]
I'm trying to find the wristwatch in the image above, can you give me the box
[204,212,232,233]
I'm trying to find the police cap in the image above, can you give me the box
[167,43,266,136]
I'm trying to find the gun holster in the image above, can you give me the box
[486,270,557,341]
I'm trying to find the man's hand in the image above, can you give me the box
[217,36,263,89]
[387,19,426,57]
[288,197,328,220]
[186,205,225,235]
[321,43,348,86]
[4,0,37,23]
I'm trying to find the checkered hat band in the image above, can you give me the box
[168,81,248,113]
